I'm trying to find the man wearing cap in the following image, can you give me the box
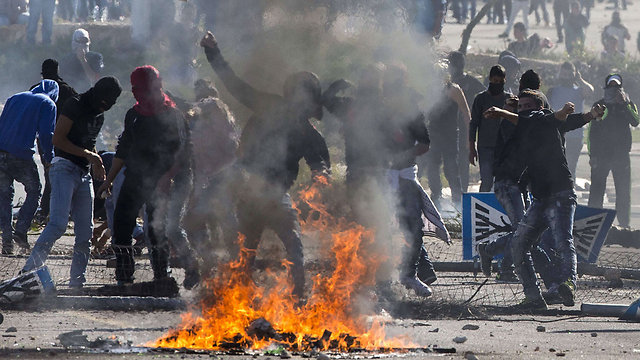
[588,74,639,228]
[22,77,122,289]
[0,80,58,254]
[31,59,78,224]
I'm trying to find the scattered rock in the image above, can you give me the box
[0,313,3,325]
[535,346,540,351]
[453,336,468,344]
[57,330,89,348]
[536,326,546,332]
[280,350,292,359]
[5,326,17,333]
[462,324,480,330]
[549,348,556,352]
[591,333,598,337]
[556,352,566,357]
[429,328,440,333]
[464,351,479,360]
[316,352,330,360]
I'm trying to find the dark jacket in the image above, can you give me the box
[115,107,187,181]
[204,45,330,193]
[470,90,511,147]
[589,99,639,157]
[516,109,589,198]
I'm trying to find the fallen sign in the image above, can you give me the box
[0,266,55,304]
[462,193,616,263]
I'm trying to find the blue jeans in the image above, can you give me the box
[23,159,94,287]
[477,146,495,192]
[511,190,577,299]
[0,153,41,252]
[486,179,526,270]
[26,0,55,44]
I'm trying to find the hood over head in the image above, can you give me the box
[72,28,91,53]
[31,79,59,103]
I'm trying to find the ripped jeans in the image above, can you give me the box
[511,190,577,300]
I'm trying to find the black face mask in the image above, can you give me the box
[488,82,504,95]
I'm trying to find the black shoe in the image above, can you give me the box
[511,296,548,311]
[542,290,563,305]
[496,270,519,283]
[417,266,437,285]
[557,280,576,307]
[2,248,12,255]
[12,231,30,250]
[183,268,201,290]
[477,243,493,277]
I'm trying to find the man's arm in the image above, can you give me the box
[201,32,280,112]
[484,106,519,125]
[468,94,482,165]
[450,84,471,124]
[559,103,606,132]
[576,71,595,99]
[302,122,331,179]
[37,101,56,164]
[52,115,105,180]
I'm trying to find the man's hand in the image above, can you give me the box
[483,106,504,119]
[97,180,112,199]
[200,31,218,49]
[86,151,105,181]
[75,47,87,63]
[555,102,575,121]
[590,103,606,120]
[504,96,518,112]
[469,144,478,166]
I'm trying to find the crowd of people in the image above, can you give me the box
[0,2,638,309]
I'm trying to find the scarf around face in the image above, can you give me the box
[130,65,175,117]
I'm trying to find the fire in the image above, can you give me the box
[153,177,410,351]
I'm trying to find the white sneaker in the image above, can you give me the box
[400,275,433,297]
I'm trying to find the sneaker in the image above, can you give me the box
[12,231,30,250]
[511,296,548,311]
[496,270,519,283]
[542,290,563,305]
[183,267,201,290]
[417,266,437,285]
[498,32,509,38]
[557,280,576,307]
[400,275,433,298]
[477,243,492,277]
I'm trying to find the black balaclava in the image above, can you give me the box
[88,76,122,112]
[41,59,60,81]
[488,82,505,96]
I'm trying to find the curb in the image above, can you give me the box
[0,295,187,312]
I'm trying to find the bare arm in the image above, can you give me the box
[450,84,471,123]
[576,71,594,99]
[483,106,519,125]
[53,115,105,180]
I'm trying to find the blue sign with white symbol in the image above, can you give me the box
[462,193,616,263]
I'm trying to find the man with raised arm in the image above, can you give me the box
[200,32,331,301]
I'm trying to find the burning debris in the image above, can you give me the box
[153,179,412,352]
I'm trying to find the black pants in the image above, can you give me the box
[113,173,168,282]
[553,0,569,40]
[588,153,631,227]
[236,193,305,298]
[424,136,463,204]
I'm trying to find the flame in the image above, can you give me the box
[153,177,409,351]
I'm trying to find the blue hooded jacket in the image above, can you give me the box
[0,80,58,163]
